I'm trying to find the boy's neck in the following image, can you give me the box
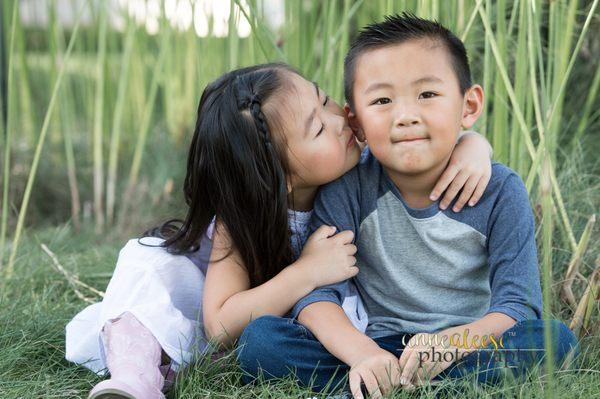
[288,185,317,212]
[385,157,451,209]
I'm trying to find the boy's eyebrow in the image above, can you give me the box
[411,75,444,86]
[364,82,393,94]
[304,81,320,136]
[363,76,444,94]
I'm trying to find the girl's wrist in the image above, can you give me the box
[289,257,318,292]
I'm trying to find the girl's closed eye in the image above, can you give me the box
[419,91,438,99]
[314,93,328,137]
[316,122,325,137]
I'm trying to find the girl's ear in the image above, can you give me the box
[344,104,366,142]
[461,84,484,129]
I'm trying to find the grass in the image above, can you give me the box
[0,221,599,399]
[1,0,599,397]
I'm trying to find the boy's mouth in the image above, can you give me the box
[394,135,429,144]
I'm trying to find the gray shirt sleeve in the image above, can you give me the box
[290,170,362,319]
[485,173,543,321]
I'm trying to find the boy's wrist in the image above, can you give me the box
[339,334,382,367]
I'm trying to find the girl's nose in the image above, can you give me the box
[331,114,346,136]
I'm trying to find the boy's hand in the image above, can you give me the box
[348,347,402,399]
[430,131,492,212]
[397,332,462,389]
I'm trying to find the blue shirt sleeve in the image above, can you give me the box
[485,172,543,322]
[290,169,362,320]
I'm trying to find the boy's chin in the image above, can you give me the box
[384,158,434,176]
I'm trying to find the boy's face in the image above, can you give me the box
[350,39,479,176]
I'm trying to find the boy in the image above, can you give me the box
[237,13,579,398]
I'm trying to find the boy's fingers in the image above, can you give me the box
[439,169,470,210]
[376,362,401,395]
[362,371,383,399]
[452,175,480,212]
[429,163,459,201]
[399,351,419,388]
[349,371,364,399]
[398,347,411,370]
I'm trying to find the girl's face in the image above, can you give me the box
[275,72,362,190]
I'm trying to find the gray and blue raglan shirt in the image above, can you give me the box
[291,148,543,339]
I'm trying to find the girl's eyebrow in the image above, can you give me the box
[304,81,321,135]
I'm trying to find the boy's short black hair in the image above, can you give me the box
[344,12,472,110]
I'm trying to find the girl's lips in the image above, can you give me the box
[347,134,357,148]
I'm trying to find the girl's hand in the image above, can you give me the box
[429,131,492,212]
[297,225,359,288]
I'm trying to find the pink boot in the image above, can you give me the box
[88,312,166,399]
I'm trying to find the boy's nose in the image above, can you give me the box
[394,106,421,127]
[396,114,420,127]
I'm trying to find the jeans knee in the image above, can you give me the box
[515,319,580,366]
[550,320,580,364]
[236,315,283,380]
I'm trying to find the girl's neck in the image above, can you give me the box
[288,185,318,211]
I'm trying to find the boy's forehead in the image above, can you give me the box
[353,39,454,89]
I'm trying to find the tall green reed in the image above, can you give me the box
[1,3,598,358]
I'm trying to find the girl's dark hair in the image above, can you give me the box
[142,63,297,287]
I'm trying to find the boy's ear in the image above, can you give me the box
[461,84,484,129]
[344,103,366,142]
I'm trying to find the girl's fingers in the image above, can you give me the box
[347,255,357,268]
[452,175,481,212]
[429,163,460,201]
[468,170,491,207]
[439,169,470,210]
[346,244,358,255]
[334,230,355,244]
[313,225,337,240]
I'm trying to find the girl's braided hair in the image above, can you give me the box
[143,63,297,287]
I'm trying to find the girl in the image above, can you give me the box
[66,63,492,399]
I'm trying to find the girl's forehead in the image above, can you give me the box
[271,73,317,140]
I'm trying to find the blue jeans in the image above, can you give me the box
[236,315,580,393]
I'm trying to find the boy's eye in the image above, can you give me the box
[419,91,437,99]
[371,98,391,105]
